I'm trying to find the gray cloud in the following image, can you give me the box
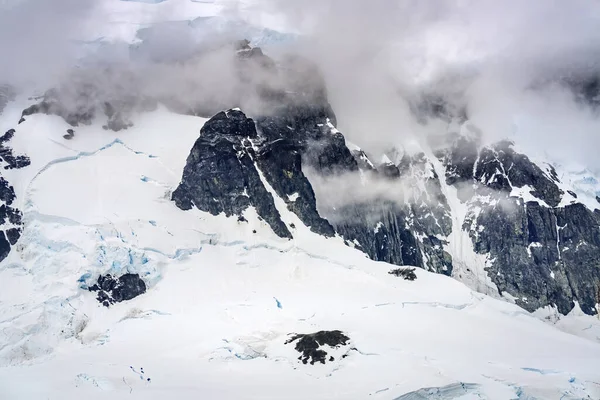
[0,0,100,89]
[262,0,600,168]
[3,0,600,171]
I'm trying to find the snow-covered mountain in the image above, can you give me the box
[1,1,600,399]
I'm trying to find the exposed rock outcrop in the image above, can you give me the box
[0,129,31,170]
[172,110,292,239]
[88,274,147,307]
[285,330,350,365]
[0,128,29,263]
[171,45,600,316]
[389,267,418,281]
[438,129,600,315]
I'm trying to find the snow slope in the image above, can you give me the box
[1,109,600,399]
[0,2,599,398]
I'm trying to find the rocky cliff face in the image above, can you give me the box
[437,132,600,315]
[10,41,596,317]
[172,45,600,316]
[0,129,31,263]
[172,109,293,239]
[172,45,454,276]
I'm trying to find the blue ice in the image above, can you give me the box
[521,367,561,375]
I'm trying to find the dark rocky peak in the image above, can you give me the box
[436,129,564,207]
[445,132,600,315]
[302,134,358,176]
[252,114,338,237]
[203,109,257,138]
[435,132,481,187]
[172,109,292,239]
[474,141,563,207]
[472,146,513,194]
[172,47,355,239]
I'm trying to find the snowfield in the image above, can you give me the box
[1,1,600,398]
[1,107,600,399]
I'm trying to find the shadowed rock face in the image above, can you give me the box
[175,101,600,315]
[174,102,454,273]
[171,46,600,316]
[172,49,343,239]
[172,110,292,239]
[439,131,600,315]
[170,46,454,273]
[327,151,453,275]
[0,128,30,264]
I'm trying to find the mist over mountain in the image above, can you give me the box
[4,0,600,164]
[1,1,600,399]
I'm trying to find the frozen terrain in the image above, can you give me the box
[0,106,599,399]
[1,1,600,399]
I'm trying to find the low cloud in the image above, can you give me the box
[2,0,600,172]
[262,0,600,169]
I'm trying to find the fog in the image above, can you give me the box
[0,0,99,89]
[264,0,600,169]
[1,0,600,170]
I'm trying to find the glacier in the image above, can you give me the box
[0,106,599,399]
[0,1,600,399]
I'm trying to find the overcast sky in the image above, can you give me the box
[258,0,600,168]
[2,0,600,170]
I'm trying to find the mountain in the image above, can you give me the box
[1,1,600,399]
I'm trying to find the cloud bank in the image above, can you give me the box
[2,0,600,170]
[262,0,600,168]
